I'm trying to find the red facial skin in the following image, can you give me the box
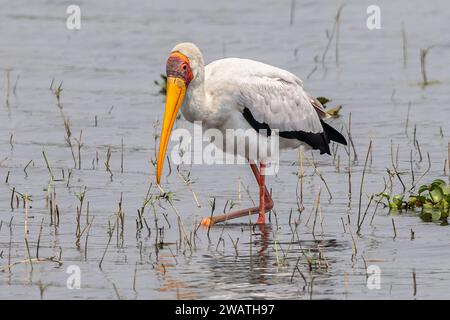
[166,52,193,85]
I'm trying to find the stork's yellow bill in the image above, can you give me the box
[156,77,186,184]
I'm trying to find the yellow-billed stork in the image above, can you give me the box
[156,43,347,227]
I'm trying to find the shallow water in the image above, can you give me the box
[0,0,450,299]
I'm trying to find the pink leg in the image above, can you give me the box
[256,162,266,225]
[200,162,273,227]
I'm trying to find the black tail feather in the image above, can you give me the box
[321,120,347,146]
[279,130,331,155]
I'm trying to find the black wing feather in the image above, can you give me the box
[242,107,347,155]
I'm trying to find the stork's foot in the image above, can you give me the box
[200,217,213,227]
[200,197,273,227]
[200,206,259,227]
[200,161,273,228]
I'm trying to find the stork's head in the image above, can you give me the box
[156,42,204,184]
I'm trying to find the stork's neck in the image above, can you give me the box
[181,67,211,123]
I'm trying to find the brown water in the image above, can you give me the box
[0,0,450,299]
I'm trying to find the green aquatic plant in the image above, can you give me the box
[376,179,450,225]
[414,179,450,225]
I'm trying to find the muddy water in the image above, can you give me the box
[0,0,450,299]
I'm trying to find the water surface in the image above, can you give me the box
[0,0,450,299]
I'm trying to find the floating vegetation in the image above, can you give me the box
[377,179,450,225]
